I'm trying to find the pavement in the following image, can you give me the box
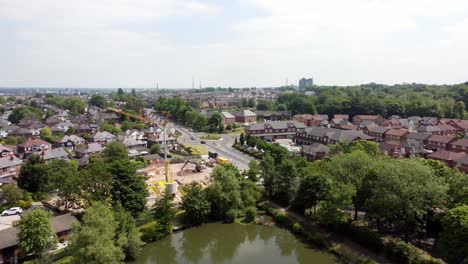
[173,124,255,170]
[0,215,20,230]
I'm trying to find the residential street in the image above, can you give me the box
[172,124,255,170]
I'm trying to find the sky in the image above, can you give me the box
[1,0,468,88]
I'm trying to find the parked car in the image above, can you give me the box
[2,207,22,216]
[200,140,206,144]
[191,137,196,140]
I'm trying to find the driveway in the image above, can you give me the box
[0,214,20,230]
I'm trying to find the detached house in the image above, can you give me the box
[302,143,330,161]
[235,110,257,125]
[54,135,86,150]
[17,138,52,158]
[293,114,328,127]
[366,127,389,142]
[91,131,116,144]
[221,112,236,125]
[0,154,22,180]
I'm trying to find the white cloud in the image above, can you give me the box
[0,0,468,88]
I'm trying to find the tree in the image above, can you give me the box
[454,101,466,119]
[113,205,143,260]
[89,95,106,108]
[40,127,52,141]
[365,159,447,240]
[317,182,355,225]
[19,209,58,257]
[239,133,245,145]
[48,160,83,210]
[439,205,468,263]
[100,123,121,134]
[292,170,330,214]
[206,165,243,220]
[17,155,51,193]
[102,141,128,161]
[70,203,124,264]
[149,144,161,155]
[109,160,147,215]
[80,160,113,204]
[260,153,276,197]
[271,159,298,204]
[131,88,137,97]
[7,106,42,123]
[153,191,176,235]
[181,183,211,225]
[246,160,260,182]
[1,184,24,207]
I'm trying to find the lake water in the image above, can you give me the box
[129,222,336,264]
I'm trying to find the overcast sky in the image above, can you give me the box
[1,0,468,88]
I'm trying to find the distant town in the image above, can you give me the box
[0,80,467,264]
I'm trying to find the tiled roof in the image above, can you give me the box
[42,148,69,160]
[0,156,22,168]
[407,132,431,141]
[427,150,465,161]
[385,129,409,136]
[426,135,455,144]
[368,127,390,134]
[18,138,51,148]
[303,143,330,154]
[451,139,468,147]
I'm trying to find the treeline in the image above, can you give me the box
[254,139,468,263]
[44,95,86,115]
[276,83,468,118]
[141,164,262,244]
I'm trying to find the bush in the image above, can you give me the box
[336,222,384,252]
[383,237,445,264]
[245,207,257,223]
[225,209,239,223]
[306,233,328,248]
[292,223,304,234]
[139,222,171,243]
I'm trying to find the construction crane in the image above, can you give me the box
[107,107,176,195]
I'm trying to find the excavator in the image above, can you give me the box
[180,157,205,173]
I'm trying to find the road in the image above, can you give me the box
[172,124,255,170]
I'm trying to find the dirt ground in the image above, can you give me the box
[143,162,214,207]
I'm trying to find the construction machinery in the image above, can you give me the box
[216,156,230,165]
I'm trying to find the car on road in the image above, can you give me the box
[191,137,196,140]
[200,140,206,144]
[2,207,22,216]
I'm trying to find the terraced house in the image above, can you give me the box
[244,121,306,141]
[295,127,373,145]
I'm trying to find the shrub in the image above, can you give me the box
[384,238,416,264]
[292,223,304,234]
[139,222,171,243]
[225,209,239,223]
[306,233,328,248]
[336,222,384,252]
[245,207,257,223]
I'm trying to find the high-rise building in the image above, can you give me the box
[299,78,313,90]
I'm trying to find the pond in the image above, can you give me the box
[129,222,337,264]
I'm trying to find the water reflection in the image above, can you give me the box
[128,223,336,264]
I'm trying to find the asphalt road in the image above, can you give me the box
[173,125,254,170]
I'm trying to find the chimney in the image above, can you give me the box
[10,155,14,161]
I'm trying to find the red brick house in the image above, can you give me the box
[382,119,401,128]
[302,143,330,161]
[235,110,257,125]
[455,155,468,173]
[384,129,409,142]
[352,115,385,126]
[221,112,236,125]
[449,139,468,154]
[367,127,389,142]
[378,141,404,158]
[450,120,468,135]
[333,114,349,121]
[293,114,327,127]
[17,138,52,158]
[425,135,456,151]
[436,125,458,135]
[427,150,465,167]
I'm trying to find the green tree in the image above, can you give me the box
[49,160,83,210]
[80,160,113,204]
[89,95,106,108]
[103,141,128,161]
[113,205,143,260]
[206,165,243,220]
[1,184,24,207]
[246,160,260,182]
[70,203,124,264]
[153,191,176,235]
[454,101,466,119]
[40,127,52,141]
[317,182,355,225]
[260,153,277,197]
[7,106,42,123]
[365,159,447,240]
[100,122,121,134]
[439,205,468,263]
[109,160,147,215]
[292,169,330,214]
[239,133,245,145]
[271,159,298,204]
[149,144,161,155]
[19,209,58,257]
[18,155,51,193]
[181,183,211,225]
